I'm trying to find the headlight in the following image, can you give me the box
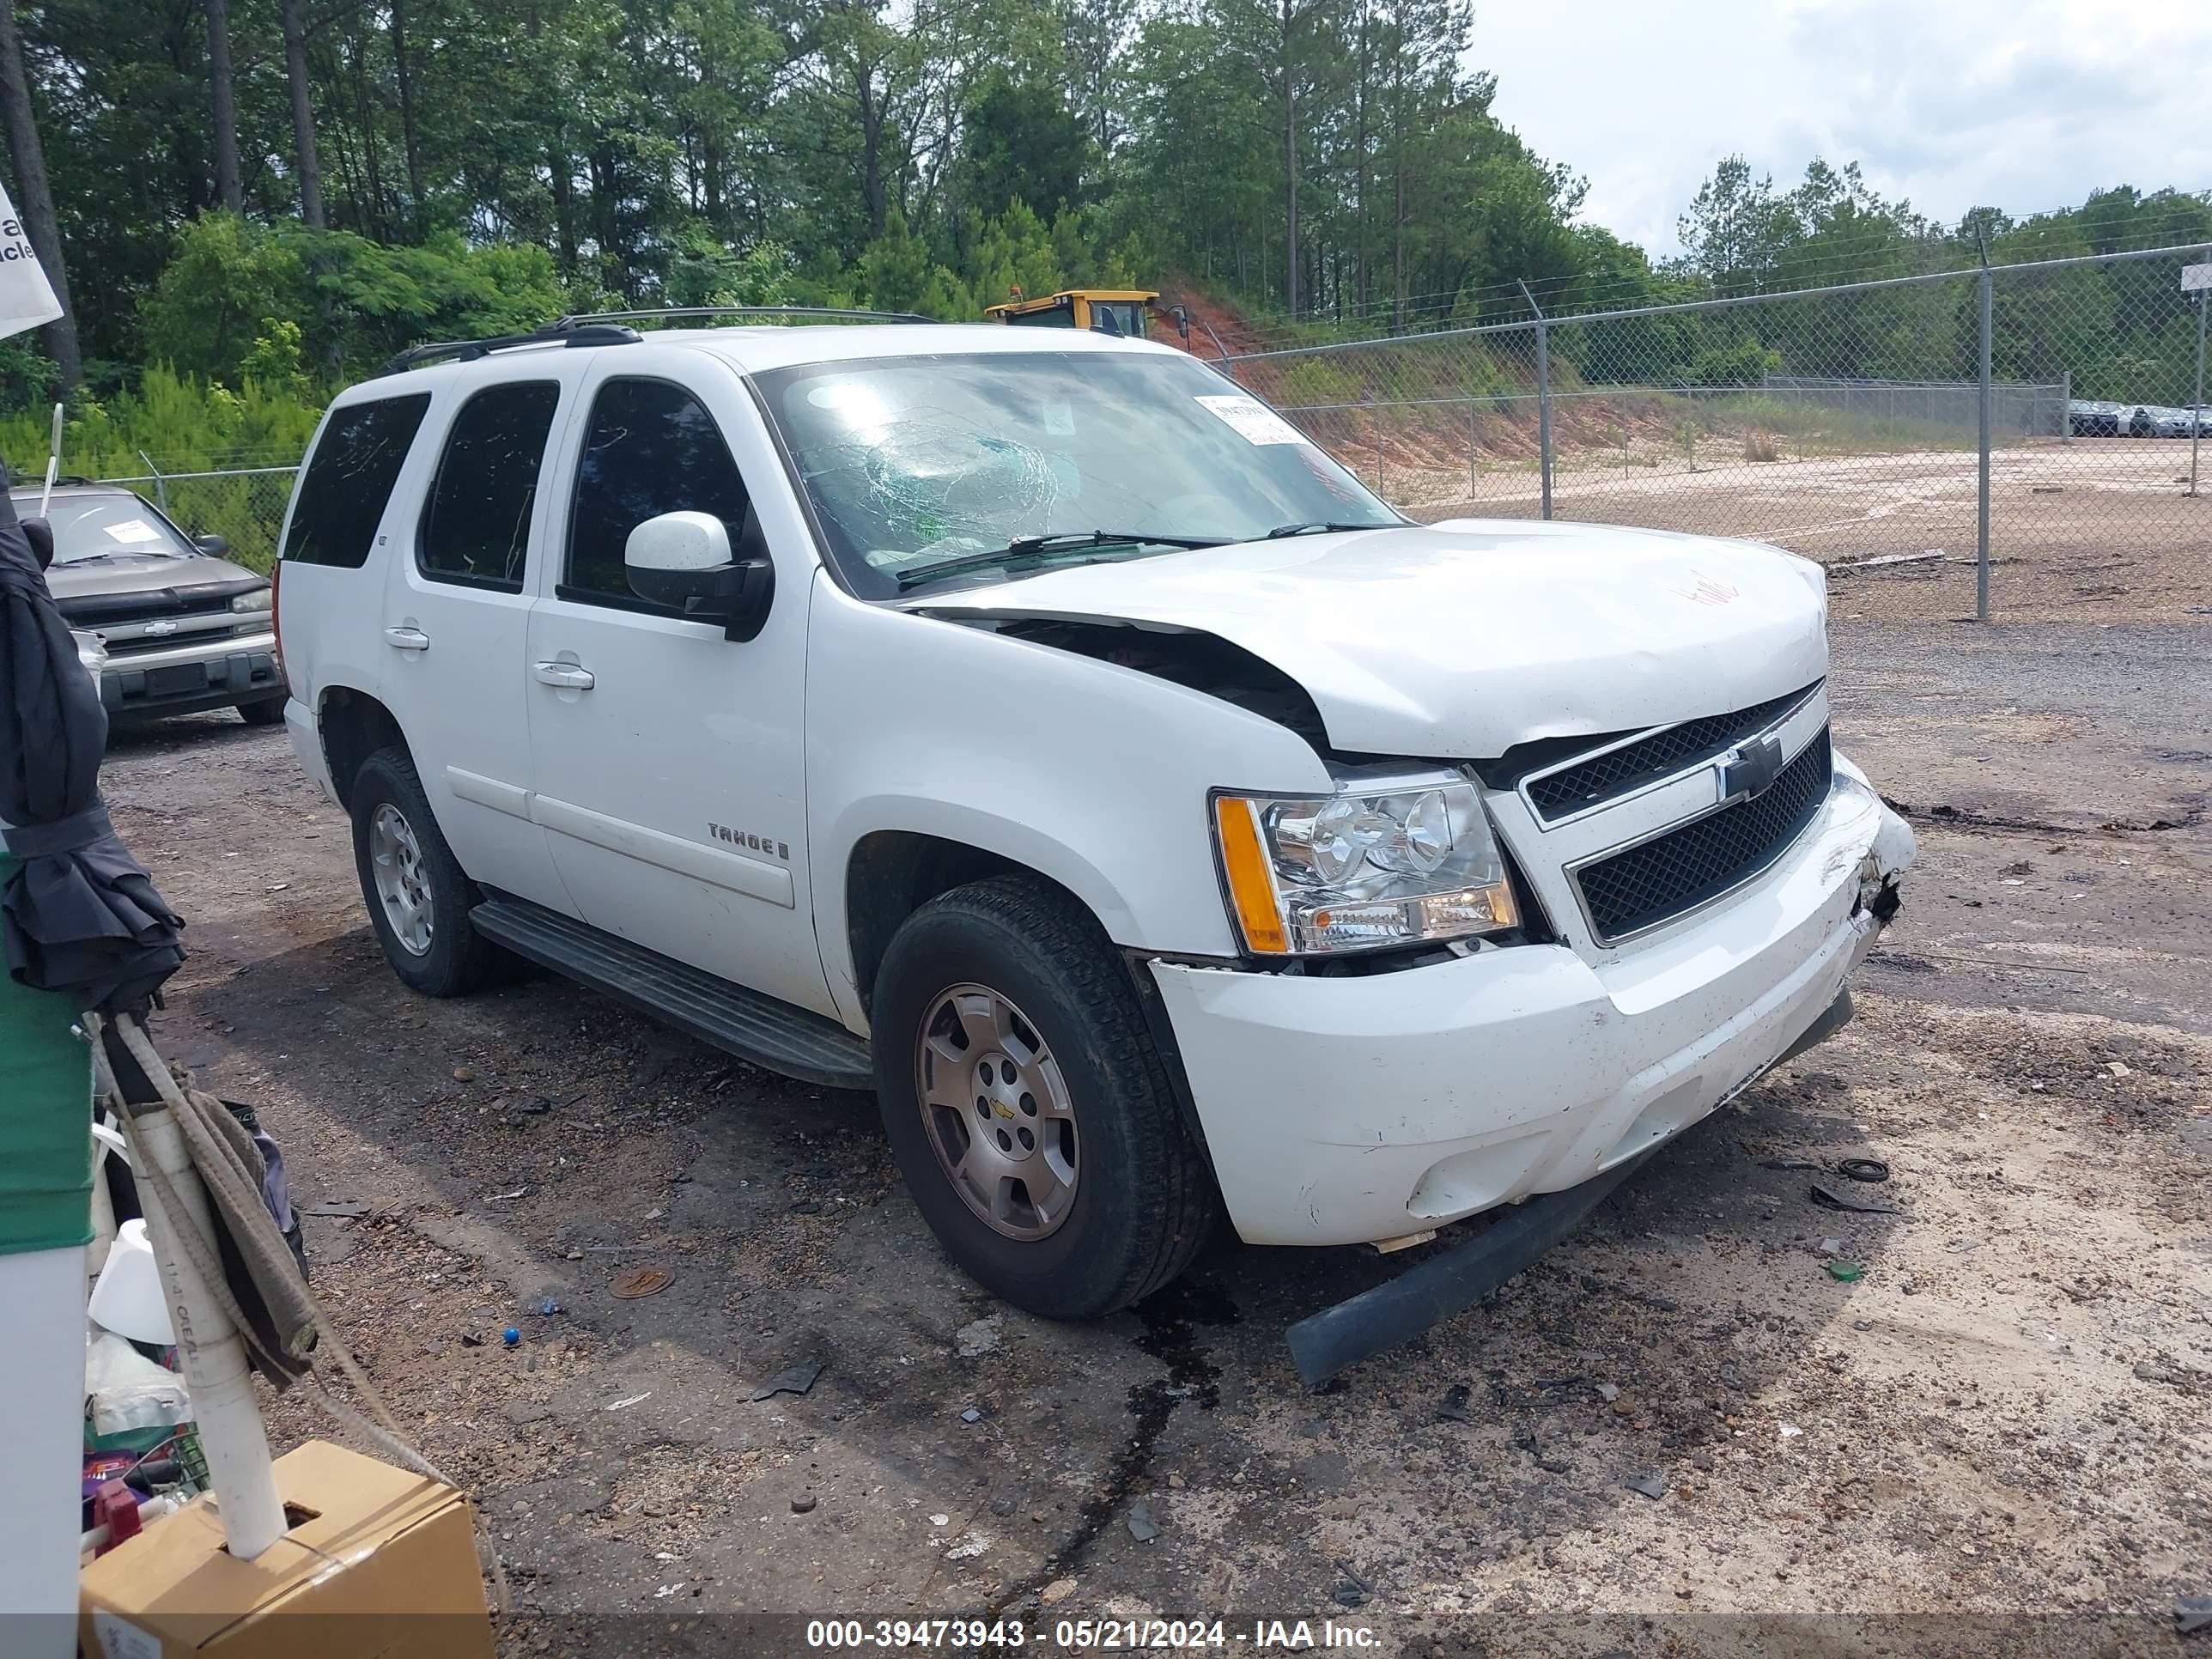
[231,585,273,613]
[1212,774,1518,955]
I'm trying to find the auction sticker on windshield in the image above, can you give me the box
[102,519,163,544]
[1195,394,1307,446]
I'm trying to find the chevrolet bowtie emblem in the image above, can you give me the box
[1718,732,1786,804]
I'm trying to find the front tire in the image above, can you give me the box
[349,746,509,996]
[871,876,1217,1318]
[235,697,287,726]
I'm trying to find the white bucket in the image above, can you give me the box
[87,1218,175,1346]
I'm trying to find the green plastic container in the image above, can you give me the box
[0,850,94,1256]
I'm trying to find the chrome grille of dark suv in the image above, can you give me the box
[1524,681,1820,822]
[57,587,246,656]
[1572,726,1833,944]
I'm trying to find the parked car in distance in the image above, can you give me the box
[2066,399,2124,436]
[2117,404,2207,439]
[26,483,284,725]
[274,314,1915,1320]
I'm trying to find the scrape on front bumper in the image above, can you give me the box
[1150,766,1911,1248]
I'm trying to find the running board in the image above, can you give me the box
[469,896,873,1091]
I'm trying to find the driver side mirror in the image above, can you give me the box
[624,509,775,642]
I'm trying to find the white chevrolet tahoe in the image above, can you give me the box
[274,313,1914,1320]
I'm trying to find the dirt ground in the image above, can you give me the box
[97,609,2211,1656]
[1391,440,2212,629]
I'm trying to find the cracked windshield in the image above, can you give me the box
[757,350,1398,597]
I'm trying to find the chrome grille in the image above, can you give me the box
[1572,726,1833,945]
[1524,681,1820,823]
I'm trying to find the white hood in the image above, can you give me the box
[912,519,1830,757]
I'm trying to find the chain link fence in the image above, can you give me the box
[1226,242,2212,619]
[90,461,299,574]
[69,248,2212,606]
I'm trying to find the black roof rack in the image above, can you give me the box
[553,305,940,329]
[377,321,642,377]
[376,305,939,378]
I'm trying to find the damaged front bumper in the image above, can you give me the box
[1150,762,1913,1249]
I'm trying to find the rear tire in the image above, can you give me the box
[235,697,286,726]
[871,876,1217,1319]
[349,746,509,996]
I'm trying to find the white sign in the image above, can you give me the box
[1195,394,1308,446]
[0,179,61,341]
[2183,262,2212,294]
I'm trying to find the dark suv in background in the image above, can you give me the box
[23,482,284,725]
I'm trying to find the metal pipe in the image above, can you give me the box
[1468,398,1479,502]
[1977,261,1993,623]
[1518,281,1552,520]
[124,1101,287,1559]
[136,448,167,513]
[2191,294,2207,498]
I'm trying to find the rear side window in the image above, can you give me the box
[564,378,751,607]
[283,393,432,568]
[416,382,560,591]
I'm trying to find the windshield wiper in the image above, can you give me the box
[895,529,1228,591]
[1266,520,1396,538]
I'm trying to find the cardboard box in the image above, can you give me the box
[80,1439,495,1659]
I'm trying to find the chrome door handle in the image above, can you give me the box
[532,661,595,690]
[383,626,431,651]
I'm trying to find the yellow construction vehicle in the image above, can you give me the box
[983,288,1230,359]
[984,288,1160,337]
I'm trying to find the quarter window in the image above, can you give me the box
[417,381,560,590]
[283,394,432,568]
[564,378,751,607]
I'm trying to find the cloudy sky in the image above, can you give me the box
[1476,0,2212,261]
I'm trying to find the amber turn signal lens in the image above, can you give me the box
[1213,796,1289,953]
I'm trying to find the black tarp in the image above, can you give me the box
[0,471,185,1014]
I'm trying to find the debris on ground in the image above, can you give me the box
[1623,1471,1667,1499]
[750,1362,823,1401]
[1126,1501,1160,1542]
[1827,1262,1865,1282]
[1596,1382,1620,1402]
[960,1407,983,1424]
[501,1328,520,1347]
[300,1200,373,1218]
[1811,1180,1900,1214]
[610,1265,673,1298]
[1040,1577,1077,1606]
[1437,1383,1472,1421]
[2177,1595,2212,1635]
[1835,1158,1891,1182]
[955,1315,1004,1358]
